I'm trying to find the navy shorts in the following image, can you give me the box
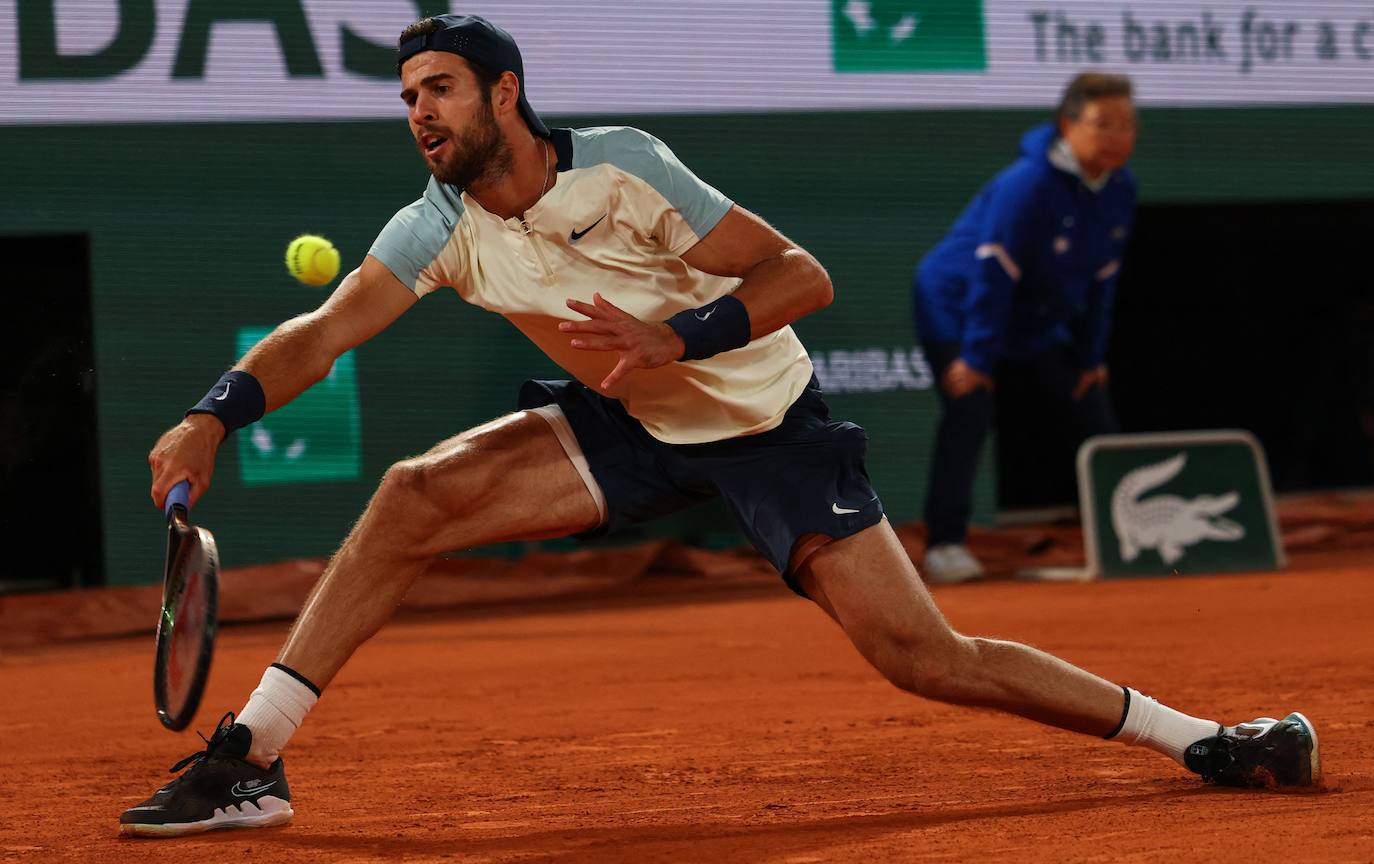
[517,376,884,595]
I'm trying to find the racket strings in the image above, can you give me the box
[168,711,237,773]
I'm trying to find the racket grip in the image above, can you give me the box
[165,480,191,517]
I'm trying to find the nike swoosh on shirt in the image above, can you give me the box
[569,214,607,242]
[832,503,861,515]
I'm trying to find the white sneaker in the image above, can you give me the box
[922,543,985,584]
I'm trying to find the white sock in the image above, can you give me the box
[237,664,320,767]
[1110,686,1222,768]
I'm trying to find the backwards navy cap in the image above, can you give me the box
[397,14,549,138]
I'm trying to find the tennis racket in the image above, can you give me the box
[154,480,220,732]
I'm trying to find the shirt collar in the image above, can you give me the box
[1049,137,1112,192]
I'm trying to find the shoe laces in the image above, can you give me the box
[1201,738,1238,778]
[1202,722,1273,779]
[168,711,237,774]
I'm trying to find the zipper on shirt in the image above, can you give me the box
[520,218,556,284]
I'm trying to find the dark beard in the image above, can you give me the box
[421,98,512,189]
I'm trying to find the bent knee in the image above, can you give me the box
[370,456,474,549]
[870,629,976,700]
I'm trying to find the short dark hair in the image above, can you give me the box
[1057,72,1133,124]
[397,17,503,92]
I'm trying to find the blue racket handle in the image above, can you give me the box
[165,480,191,518]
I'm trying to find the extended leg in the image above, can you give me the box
[275,410,602,690]
[793,521,1318,788]
[119,411,605,837]
[238,410,602,768]
[798,519,1122,734]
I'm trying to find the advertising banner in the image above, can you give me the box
[5,0,1374,125]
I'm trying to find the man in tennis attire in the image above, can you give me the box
[120,16,1320,837]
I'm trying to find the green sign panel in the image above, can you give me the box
[832,0,987,72]
[1077,431,1285,578]
[235,326,361,487]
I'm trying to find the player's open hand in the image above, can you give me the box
[148,414,225,509]
[560,293,687,392]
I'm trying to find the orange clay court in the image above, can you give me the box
[1,524,1371,863]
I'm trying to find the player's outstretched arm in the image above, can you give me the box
[236,256,416,412]
[148,256,416,507]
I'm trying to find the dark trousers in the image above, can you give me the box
[922,340,1119,546]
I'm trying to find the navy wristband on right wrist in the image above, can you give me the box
[664,294,751,362]
[186,370,266,434]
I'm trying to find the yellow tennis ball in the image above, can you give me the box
[285,234,340,286]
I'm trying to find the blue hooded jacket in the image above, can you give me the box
[913,122,1137,375]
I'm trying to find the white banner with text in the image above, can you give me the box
[4,0,1374,125]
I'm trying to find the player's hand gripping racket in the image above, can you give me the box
[154,480,220,731]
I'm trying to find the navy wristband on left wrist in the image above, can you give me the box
[186,370,266,434]
[664,294,751,362]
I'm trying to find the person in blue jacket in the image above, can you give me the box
[913,72,1138,584]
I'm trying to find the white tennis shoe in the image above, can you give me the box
[922,543,986,584]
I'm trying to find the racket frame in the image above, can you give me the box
[153,485,220,732]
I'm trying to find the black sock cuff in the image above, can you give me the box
[271,662,322,698]
[1104,685,1131,739]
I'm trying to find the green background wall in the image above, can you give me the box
[4,105,1373,584]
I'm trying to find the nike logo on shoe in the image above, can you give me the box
[832,503,860,514]
[231,780,278,798]
[570,214,606,242]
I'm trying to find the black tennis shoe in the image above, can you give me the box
[1184,712,1321,788]
[119,712,292,837]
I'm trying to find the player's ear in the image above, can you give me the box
[494,71,519,115]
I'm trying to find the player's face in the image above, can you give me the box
[1061,96,1137,179]
[400,52,510,188]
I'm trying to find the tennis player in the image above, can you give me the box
[120,15,1320,837]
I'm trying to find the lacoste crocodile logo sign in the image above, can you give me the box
[1110,453,1245,565]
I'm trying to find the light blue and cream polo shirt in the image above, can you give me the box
[368,125,813,445]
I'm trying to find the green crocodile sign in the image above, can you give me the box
[1077,431,1285,578]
